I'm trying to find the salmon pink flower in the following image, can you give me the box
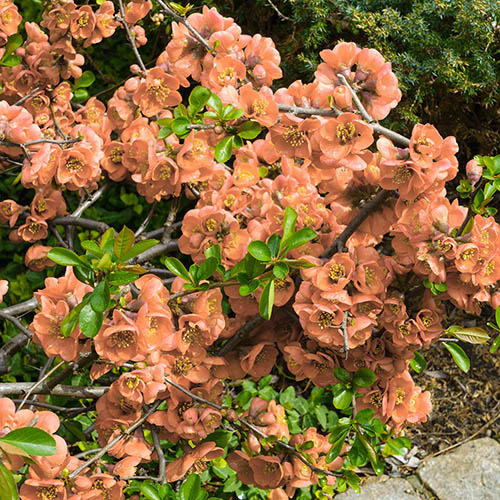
[133,68,182,117]
[94,309,143,365]
[165,442,224,482]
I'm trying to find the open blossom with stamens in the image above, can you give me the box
[165,442,224,482]
[133,68,182,117]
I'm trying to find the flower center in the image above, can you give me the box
[173,356,195,376]
[318,311,335,329]
[37,486,58,500]
[182,324,202,344]
[283,126,305,147]
[111,330,136,348]
[329,263,345,282]
[336,122,356,144]
[66,157,84,173]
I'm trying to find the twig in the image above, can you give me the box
[141,221,182,240]
[321,189,394,259]
[422,403,500,460]
[135,239,179,264]
[49,224,69,248]
[12,399,92,415]
[18,359,66,410]
[336,73,373,123]
[265,0,293,21]
[169,281,239,301]
[135,201,158,238]
[155,0,213,52]
[162,197,180,245]
[117,0,146,72]
[151,429,166,484]
[163,377,341,478]
[0,310,33,339]
[13,87,41,106]
[73,183,110,218]
[0,137,81,148]
[49,105,68,140]
[216,315,265,356]
[276,103,410,147]
[0,383,108,398]
[50,216,110,233]
[341,311,349,360]
[68,400,163,479]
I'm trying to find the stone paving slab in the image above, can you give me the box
[417,437,500,500]
[335,476,422,500]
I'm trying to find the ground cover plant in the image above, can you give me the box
[0,1,499,499]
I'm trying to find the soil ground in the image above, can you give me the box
[405,342,500,459]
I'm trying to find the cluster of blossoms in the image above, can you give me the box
[0,1,499,498]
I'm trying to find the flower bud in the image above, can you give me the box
[466,159,482,186]
[333,85,352,109]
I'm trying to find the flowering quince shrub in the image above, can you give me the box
[0,1,500,499]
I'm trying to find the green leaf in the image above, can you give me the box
[172,117,191,137]
[0,428,56,457]
[259,279,275,320]
[107,271,139,286]
[114,226,135,262]
[248,241,272,262]
[140,484,161,500]
[0,462,18,500]
[355,408,374,424]
[180,474,203,500]
[344,470,360,493]
[273,262,289,279]
[443,342,470,372]
[490,333,500,354]
[353,368,376,387]
[280,206,297,253]
[81,240,105,258]
[207,94,223,115]
[47,248,91,269]
[90,281,110,313]
[205,244,221,264]
[164,257,192,282]
[334,367,351,383]
[0,54,21,67]
[333,388,353,410]
[100,228,115,252]
[198,257,218,281]
[74,70,95,88]
[122,239,159,261]
[315,406,328,429]
[410,351,426,373]
[73,88,89,103]
[283,258,316,269]
[60,298,89,337]
[267,234,281,258]
[238,280,259,296]
[237,121,262,139]
[224,108,244,121]
[325,427,349,463]
[188,86,211,116]
[79,303,103,338]
[2,34,23,59]
[447,326,489,344]
[279,386,296,407]
[215,136,233,163]
[383,437,411,457]
[496,305,500,328]
[282,227,316,253]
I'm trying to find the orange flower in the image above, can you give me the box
[165,442,224,482]
[133,68,182,117]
